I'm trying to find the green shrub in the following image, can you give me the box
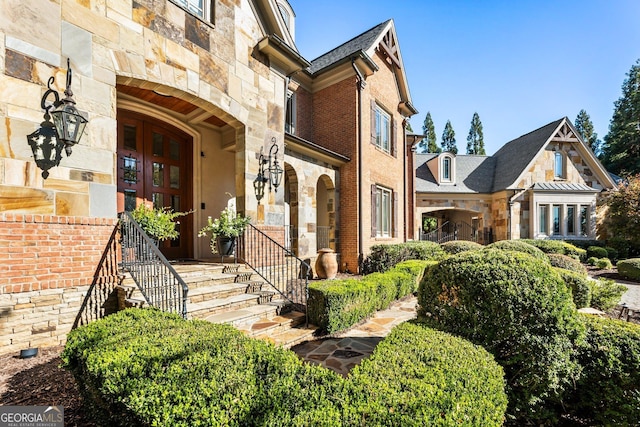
[586,256,599,266]
[587,245,608,259]
[589,278,627,311]
[309,260,433,333]
[361,242,445,274]
[565,315,640,426]
[604,246,619,262]
[440,240,483,254]
[62,309,508,427]
[487,239,548,261]
[595,257,613,269]
[418,249,584,424]
[519,239,587,260]
[554,267,592,308]
[547,253,587,275]
[345,322,507,427]
[607,236,630,259]
[617,258,640,280]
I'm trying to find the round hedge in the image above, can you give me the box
[587,245,608,259]
[440,240,483,254]
[418,249,584,424]
[554,267,591,308]
[595,257,613,270]
[617,258,640,280]
[565,315,640,426]
[486,239,548,261]
[547,253,587,276]
[520,239,586,260]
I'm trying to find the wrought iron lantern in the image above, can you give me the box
[254,137,284,204]
[27,58,87,178]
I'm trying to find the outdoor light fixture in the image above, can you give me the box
[254,137,284,204]
[27,58,87,178]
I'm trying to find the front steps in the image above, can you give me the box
[118,260,316,349]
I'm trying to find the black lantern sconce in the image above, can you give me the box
[254,137,284,204]
[27,58,88,178]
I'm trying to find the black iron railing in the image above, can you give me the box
[421,221,479,243]
[237,223,311,323]
[119,211,188,318]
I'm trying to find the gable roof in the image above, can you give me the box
[308,20,390,74]
[491,118,564,191]
[415,117,617,194]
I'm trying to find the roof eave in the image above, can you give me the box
[257,34,311,75]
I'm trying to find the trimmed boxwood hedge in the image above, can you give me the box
[440,240,483,254]
[617,258,640,280]
[587,245,608,259]
[589,278,627,311]
[308,260,432,333]
[418,249,584,424]
[486,239,548,261]
[547,253,587,275]
[564,315,640,426]
[520,239,587,261]
[361,241,446,274]
[554,267,591,308]
[62,309,508,427]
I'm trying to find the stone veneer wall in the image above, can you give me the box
[0,214,120,356]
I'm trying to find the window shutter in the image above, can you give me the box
[391,117,397,157]
[370,100,377,146]
[393,190,398,237]
[371,184,377,237]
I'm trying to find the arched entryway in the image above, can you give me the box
[316,175,336,251]
[419,208,490,244]
[117,110,194,260]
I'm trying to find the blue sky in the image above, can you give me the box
[289,0,640,155]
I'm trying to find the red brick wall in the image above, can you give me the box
[295,87,314,141]
[0,214,118,294]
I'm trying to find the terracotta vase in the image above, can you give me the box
[315,248,338,279]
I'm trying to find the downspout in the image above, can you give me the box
[402,119,408,241]
[351,58,365,271]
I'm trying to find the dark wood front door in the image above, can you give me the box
[117,111,193,260]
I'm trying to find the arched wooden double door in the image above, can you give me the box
[117,111,193,260]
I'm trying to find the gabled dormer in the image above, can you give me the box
[426,152,456,185]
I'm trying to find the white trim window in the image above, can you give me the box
[374,105,391,154]
[443,156,452,182]
[172,0,212,22]
[285,91,296,134]
[539,205,548,235]
[554,151,565,179]
[376,186,392,237]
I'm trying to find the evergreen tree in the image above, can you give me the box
[421,112,439,153]
[601,59,640,175]
[466,112,486,155]
[574,109,600,155]
[406,120,414,133]
[441,120,457,154]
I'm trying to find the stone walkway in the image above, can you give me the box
[291,296,417,376]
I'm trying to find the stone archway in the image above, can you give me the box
[284,164,299,254]
[316,175,336,251]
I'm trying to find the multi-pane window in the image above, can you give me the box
[567,205,575,234]
[376,186,392,237]
[554,152,564,178]
[580,205,589,236]
[552,205,561,234]
[172,0,212,21]
[538,203,591,237]
[375,105,391,153]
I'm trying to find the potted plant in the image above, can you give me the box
[130,203,192,244]
[198,206,250,255]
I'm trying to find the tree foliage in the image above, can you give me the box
[574,109,600,155]
[602,174,640,247]
[466,112,486,155]
[421,112,439,153]
[440,120,457,154]
[601,59,640,175]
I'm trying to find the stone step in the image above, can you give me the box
[256,324,319,349]
[187,282,251,304]
[188,292,277,318]
[202,303,285,328]
[238,311,307,337]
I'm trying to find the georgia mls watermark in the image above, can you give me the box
[0,406,64,427]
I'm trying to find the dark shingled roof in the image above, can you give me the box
[415,154,497,193]
[308,20,391,74]
[491,118,563,191]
